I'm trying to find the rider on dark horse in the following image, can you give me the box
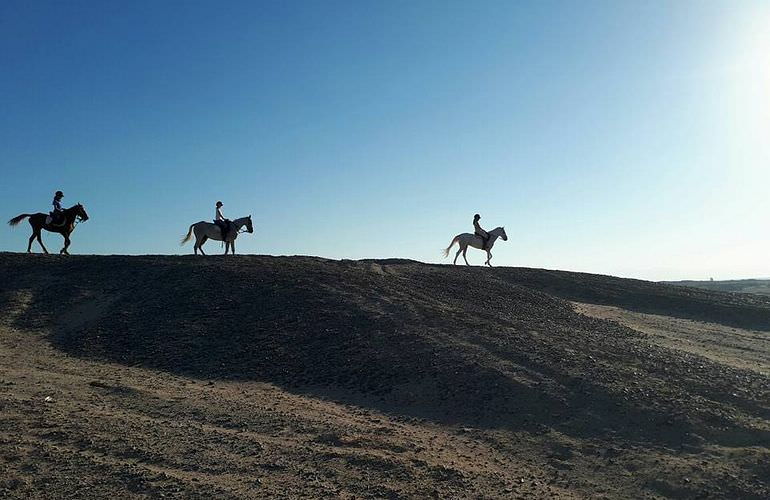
[8,193,89,255]
[473,213,490,250]
[214,201,230,241]
[50,191,65,225]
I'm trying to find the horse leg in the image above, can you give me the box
[60,234,71,255]
[198,236,208,255]
[453,247,462,265]
[231,240,235,255]
[37,231,49,254]
[27,232,35,253]
[486,250,492,267]
[462,247,470,266]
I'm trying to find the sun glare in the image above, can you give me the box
[724,4,770,155]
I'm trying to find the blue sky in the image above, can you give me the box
[1,0,768,280]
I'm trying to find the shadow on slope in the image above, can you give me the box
[2,253,769,454]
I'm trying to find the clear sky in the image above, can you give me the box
[1,0,768,280]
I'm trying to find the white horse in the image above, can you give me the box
[443,226,508,266]
[181,216,254,255]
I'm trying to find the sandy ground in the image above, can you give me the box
[1,321,587,499]
[1,254,769,499]
[573,302,770,376]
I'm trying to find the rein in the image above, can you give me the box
[63,205,87,227]
[233,219,252,234]
[218,222,251,248]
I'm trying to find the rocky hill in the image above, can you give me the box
[666,279,770,297]
[1,253,769,499]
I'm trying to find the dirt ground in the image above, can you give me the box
[1,253,769,499]
[2,324,571,499]
[573,302,770,376]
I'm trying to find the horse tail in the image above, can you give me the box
[8,214,31,227]
[443,235,460,258]
[180,224,195,245]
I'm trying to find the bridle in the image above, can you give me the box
[73,209,88,226]
[218,221,252,247]
[56,208,86,228]
[235,219,253,234]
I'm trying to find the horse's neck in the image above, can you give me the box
[232,217,247,228]
[489,227,503,238]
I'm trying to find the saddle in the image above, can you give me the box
[46,212,66,227]
[476,232,490,250]
[215,219,231,240]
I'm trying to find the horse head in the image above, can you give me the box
[233,215,253,233]
[75,203,90,222]
[492,226,507,241]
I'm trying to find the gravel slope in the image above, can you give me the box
[1,253,768,498]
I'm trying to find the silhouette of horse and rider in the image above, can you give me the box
[9,193,506,264]
[443,213,508,266]
[180,200,254,255]
[7,194,255,256]
[8,191,89,255]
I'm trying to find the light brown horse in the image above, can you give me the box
[180,215,253,255]
[8,204,90,254]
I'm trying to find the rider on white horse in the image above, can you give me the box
[473,214,490,250]
[214,201,230,241]
[444,217,508,266]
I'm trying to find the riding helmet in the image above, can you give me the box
[216,201,223,207]
[55,191,64,197]
[474,213,480,220]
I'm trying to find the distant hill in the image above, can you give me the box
[666,278,770,296]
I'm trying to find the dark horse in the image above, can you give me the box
[8,204,89,255]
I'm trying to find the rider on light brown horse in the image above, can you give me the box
[214,201,230,241]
